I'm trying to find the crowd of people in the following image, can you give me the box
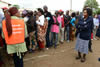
[0,5,100,67]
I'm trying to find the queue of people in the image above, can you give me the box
[0,5,100,67]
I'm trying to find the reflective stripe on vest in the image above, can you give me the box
[2,19,25,45]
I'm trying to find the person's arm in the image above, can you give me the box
[70,18,75,27]
[49,14,54,23]
[66,21,70,25]
[47,12,54,26]
[2,30,4,39]
[79,18,93,31]
[51,16,56,25]
[24,23,28,38]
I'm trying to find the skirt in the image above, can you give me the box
[75,34,89,54]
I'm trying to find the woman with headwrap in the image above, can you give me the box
[2,7,28,67]
[36,8,48,51]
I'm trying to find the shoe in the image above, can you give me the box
[91,39,93,40]
[29,49,34,53]
[54,46,57,49]
[76,56,81,60]
[46,48,49,50]
[94,38,97,40]
[98,58,100,61]
[60,41,64,44]
[89,49,93,53]
[81,58,86,62]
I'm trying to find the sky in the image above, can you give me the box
[1,0,100,12]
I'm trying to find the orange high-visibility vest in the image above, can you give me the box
[2,19,25,45]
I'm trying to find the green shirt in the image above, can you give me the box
[2,16,28,55]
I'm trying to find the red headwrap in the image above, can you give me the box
[5,7,18,37]
[58,10,64,13]
[8,7,18,16]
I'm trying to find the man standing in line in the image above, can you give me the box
[43,6,54,49]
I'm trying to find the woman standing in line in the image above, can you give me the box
[2,7,28,67]
[36,8,48,51]
[70,12,76,41]
[93,14,99,40]
[51,11,61,48]
[75,8,93,62]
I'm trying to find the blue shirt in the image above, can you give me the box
[70,17,76,27]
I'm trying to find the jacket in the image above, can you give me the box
[76,16,93,40]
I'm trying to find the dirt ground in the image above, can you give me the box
[1,39,100,67]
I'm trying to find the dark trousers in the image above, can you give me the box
[65,26,70,41]
[88,39,92,51]
[25,37,30,50]
[13,53,23,67]
[46,27,51,48]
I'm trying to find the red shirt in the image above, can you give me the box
[61,15,65,28]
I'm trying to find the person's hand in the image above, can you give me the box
[10,54,13,56]
[96,26,99,29]
[84,25,87,28]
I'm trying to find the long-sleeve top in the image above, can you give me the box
[76,16,93,40]
[70,17,76,27]
[93,18,99,29]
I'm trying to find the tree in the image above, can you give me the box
[84,0,99,14]
[84,0,99,9]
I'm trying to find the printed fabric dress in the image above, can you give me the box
[37,19,48,42]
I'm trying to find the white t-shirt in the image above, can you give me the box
[93,18,99,29]
[36,15,45,26]
[24,17,29,23]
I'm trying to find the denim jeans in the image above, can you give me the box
[51,32,58,47]
[65,26,70,41]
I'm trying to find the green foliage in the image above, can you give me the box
[84,0,99,14]
[97,8,100,14]
[84,0,99,9]
[13,5,20,9]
